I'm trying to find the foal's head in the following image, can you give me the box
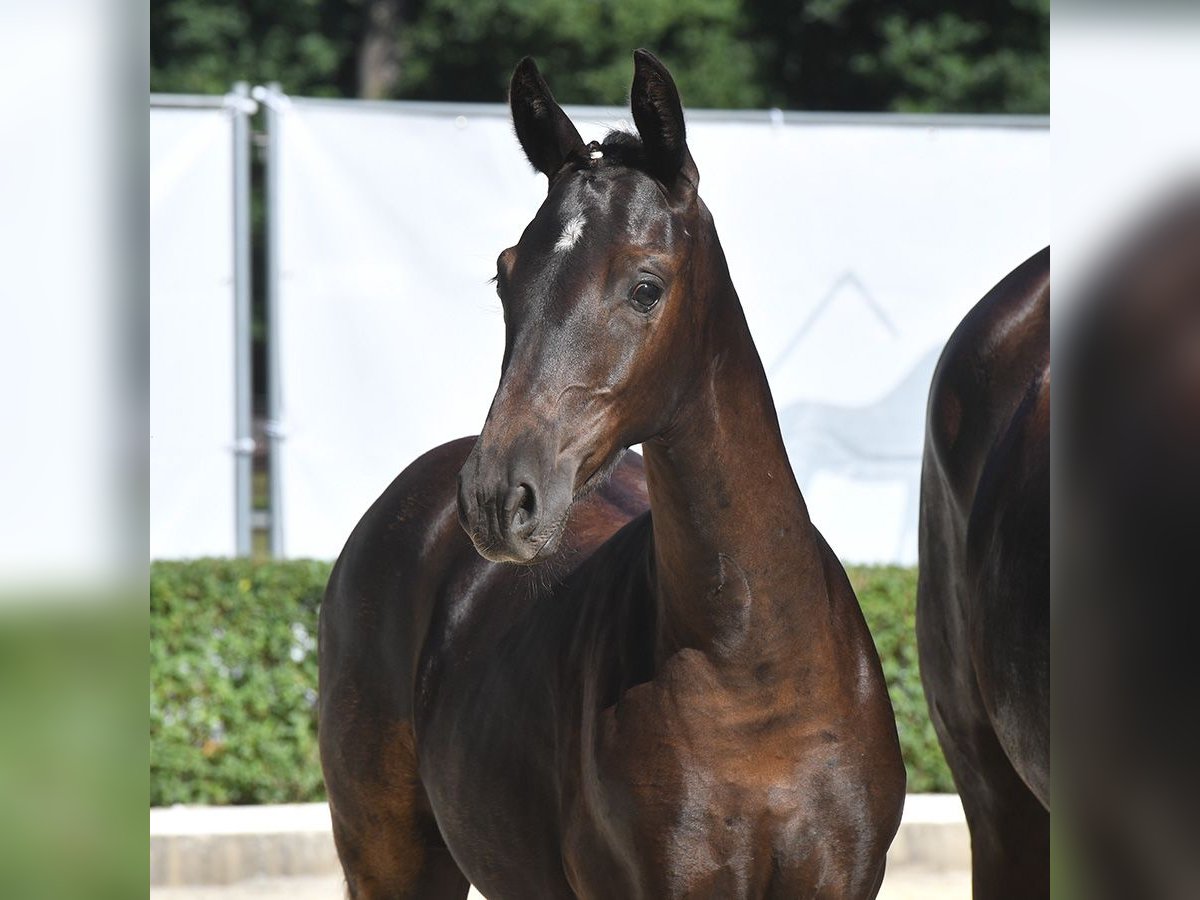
[458,50,716,564]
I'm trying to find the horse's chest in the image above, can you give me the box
[564,653,850,897]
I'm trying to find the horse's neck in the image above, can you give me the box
[641,257,834,671]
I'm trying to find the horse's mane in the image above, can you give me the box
[589,129,651,174]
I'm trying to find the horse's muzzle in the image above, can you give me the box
[456,449,568,565]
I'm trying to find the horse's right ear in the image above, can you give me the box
[509,57,585,180]
[630,49,698,201]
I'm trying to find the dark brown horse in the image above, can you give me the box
[917,247,1050,899]
[1058,190,1200,897]
[319,51,905,899]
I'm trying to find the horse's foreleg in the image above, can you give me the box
[323,717,470,900]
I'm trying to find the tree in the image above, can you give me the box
[150,0,362,97]
[359,0,404,100]
[150,0,1048,114]
[745,0,1049,113]
[394,0,764,107]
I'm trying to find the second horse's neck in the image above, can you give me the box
[641,235,833,671]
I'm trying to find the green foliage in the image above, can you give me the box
[150,559,330,805]
[150,0,364,96]
[150,0,1048,114]
[849,2,1050,113]
[848,565,954,792]
[748,0,1049,113]
[396,0,764,107]
[150,559,951,806]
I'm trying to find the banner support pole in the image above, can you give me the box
[253,83,288,558]
[229,82,256,557]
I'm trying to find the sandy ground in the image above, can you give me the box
[152,868,970,900]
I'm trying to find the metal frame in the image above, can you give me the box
[151,86,258,556]
[252,84,288,558]
[149,94,230,109]
[228,83,256,556]
[287,96,1049,130]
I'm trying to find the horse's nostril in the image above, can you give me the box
[509,482,538,534]
[518,483,536,515]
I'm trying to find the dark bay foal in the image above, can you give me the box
[918,248,1050,899]
[319,51,905,899]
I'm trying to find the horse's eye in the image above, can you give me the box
[630,281,663,312]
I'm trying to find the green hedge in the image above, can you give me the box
[150,560,952,806]
[150,559,328,806]
[848,567,954,793]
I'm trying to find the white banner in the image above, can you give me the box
[150,106,238,558]
[275,100,1049,563]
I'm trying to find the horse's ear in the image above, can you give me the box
[509,57,585,180]
[630,49,699,199]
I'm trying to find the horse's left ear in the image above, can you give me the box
[630,49,699,200]
[509,57,585,181]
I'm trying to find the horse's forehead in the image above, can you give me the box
[534,170,676,253]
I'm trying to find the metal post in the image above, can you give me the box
[253,83,287,558]
[228,82,256,556]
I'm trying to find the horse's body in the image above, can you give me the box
[1058,191,1200,897]
[917,247,1050,899]
[320,52,905,899]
